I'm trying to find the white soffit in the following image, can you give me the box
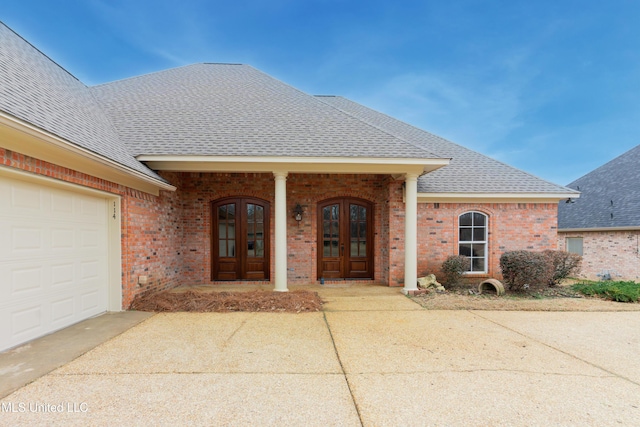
[137,155,450,175]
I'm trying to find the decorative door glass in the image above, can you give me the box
[218,204,236,257]
[350,204,367,257]
[322,204,340,257]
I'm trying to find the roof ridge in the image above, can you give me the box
[313,95,442,159]
[91,63,247,88]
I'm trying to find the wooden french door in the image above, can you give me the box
[317,198,374,279]
[211,197,270,281]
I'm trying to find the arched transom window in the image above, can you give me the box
[458,211,488,273]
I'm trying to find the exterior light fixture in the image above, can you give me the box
[293,203,304,222]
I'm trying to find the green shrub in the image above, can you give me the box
[499,250,551,291]
[543,250,582,286]
[572,281,640,303]
[441,255,471,286]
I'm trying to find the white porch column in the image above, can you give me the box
[403,173,419,294]
[273,171,289,292]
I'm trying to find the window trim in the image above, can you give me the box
[458,211,488,274]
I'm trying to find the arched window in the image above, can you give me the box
[458,211,488,273]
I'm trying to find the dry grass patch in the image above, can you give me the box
[130,289,323,313]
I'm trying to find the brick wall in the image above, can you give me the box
[177,172,392,286]
[1,148,183,307]
[179,172,275,284]
[558,230,640,280]
[2,147,563,299]
[121,173,183,306]
[416,202,559,280]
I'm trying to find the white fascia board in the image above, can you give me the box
[417,192,581,203]
[559,226,640,233]
[0,113,175,195]
[137,155,450,175]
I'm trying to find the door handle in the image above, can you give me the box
[340,243,344,256]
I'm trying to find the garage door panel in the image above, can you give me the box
[52,228,75,249]
[1,175,110,353]
[80,229,101,249]
[1,276,107,349]
[81,260,100,280]
[4,226,104,261]
[11,305,43,338]
[51,263,75,288]
[11,183,43,211]
[51,192,74,215]
[51,297,75,325]
[10,265,44,295]
[79,198,101,218]
[12,227,43,251]
[80,290,102,314]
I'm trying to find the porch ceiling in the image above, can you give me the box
[137,155,450,176]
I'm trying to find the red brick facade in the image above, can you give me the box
[2,148,562,307]
[177,172,392,286]
[558,230,640,280]
[417,202,559,279]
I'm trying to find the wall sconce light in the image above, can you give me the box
[293,203,304,222]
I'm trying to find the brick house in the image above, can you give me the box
[558,144,640,281]
[0,22,576,351]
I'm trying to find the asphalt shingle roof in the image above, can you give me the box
[0,21,577,197]
[317,96,575,194]
[558,144,640,229]
[90,64,438,159]
[0,23,164,182]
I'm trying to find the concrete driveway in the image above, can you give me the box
[1,286,639,426]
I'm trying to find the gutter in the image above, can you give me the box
[0,112,176,192]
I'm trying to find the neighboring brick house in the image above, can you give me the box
[0,22,576,351]
[558,144,640,281]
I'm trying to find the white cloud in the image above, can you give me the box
[87,0,215,66]
[359,64,531,153]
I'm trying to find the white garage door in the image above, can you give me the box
[0,175,109,352]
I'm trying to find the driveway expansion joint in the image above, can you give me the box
[471,311,640,387]
[323,312,364,427]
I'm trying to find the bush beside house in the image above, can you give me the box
[500,250,582,291]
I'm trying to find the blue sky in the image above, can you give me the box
[2,0,639,186]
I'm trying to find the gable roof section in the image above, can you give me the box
[90,64,440,160]
[558,144,640,230]
[318,96,577,197]
[0,22,168,188]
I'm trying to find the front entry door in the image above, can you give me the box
[318,198,374,279]
[212,197,270,281]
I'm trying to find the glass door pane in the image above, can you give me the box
[322,205,340,257]
[218,204,236,257]
[246,203,264,258]
[350,204,366,257]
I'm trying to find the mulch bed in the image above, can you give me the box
[130,289,323,313]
